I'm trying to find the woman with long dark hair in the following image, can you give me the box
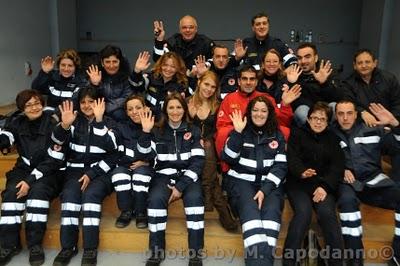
[221,96,287,266]
[139,92,205,266]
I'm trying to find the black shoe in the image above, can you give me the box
[81,249,97,266]
[188,256,203,266]
[0,245,21,266]
[29,245,44,266]
[115,211,132,228]
[53,247,78,266]
[136,213,148,229]
[145,250,165,266]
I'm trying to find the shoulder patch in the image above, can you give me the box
[268,140,278,149]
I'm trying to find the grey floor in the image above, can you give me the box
[5,249,386,266]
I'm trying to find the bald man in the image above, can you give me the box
[153,15,214,70]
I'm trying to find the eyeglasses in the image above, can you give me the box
[309,116,327,123]
[24,101,42,110]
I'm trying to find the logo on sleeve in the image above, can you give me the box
[268,140,278,149]
[218,110,224,117]
[228,78,236,86]
[53,144,62,152]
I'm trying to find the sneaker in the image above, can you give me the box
[81,249,97,266]
[136,213,148,229]
[53,247,78,266]
[115,211,132,228]
[0,245,21,266]
[145,250,165,266]
[29,245,44,266]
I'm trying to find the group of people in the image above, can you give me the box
[0,11,399,266]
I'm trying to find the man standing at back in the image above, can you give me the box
[241,12,297,70]
[153,15,214,70]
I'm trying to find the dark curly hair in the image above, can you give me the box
[246,96,278,136]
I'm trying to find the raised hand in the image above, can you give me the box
[134,51,151,73]
[59,100,77,129]
[139,109,155,133]
[312,60,332,84]
[312,186,327,203]
[285,64,302,83]
[301,168,317,178]
[229,109,247,133]
[361,110,379,127]
[153,20,165,41]
[87,64,102,86]
[193,55,209,77]
[253,190,265,210]
[92,97,106,122]
[281,84,302,106]
[369,103,399,127]
[41,56,55,73]
[234,39,248,61]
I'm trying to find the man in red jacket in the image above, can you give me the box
[215,65,301,172]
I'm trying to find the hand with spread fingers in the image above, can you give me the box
[281,84,302,106]
[41,56,55,73]
[229,109,247,133]
[312,59,333,84]
[134,51,151,73]
[369,103,399,127]
[234,39,248,61]
[87,64,102,86]
[59,100,77,130]
[153,20,165,41]
[285,64,302,83]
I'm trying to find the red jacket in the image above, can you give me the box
[215,90,293,172]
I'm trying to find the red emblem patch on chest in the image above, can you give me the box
[184,132,192,140]
[228,78,236,86]
[268,140,278,149]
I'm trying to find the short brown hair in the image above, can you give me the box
[56,49,81,68]
[307,101,332,121]
[16,90,45,111]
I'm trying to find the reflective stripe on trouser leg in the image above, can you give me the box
[132,166,152,214]
[82,178,111,249]
[147,176,170,251]
[111,167,133,211]
[60,175,82,249]
[337,184,363,254]
[182,181,204,252]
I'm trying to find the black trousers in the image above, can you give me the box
[283,186,344,266]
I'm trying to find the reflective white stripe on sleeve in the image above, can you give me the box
[156,168,179,175]
[49,86,74,98]
[184,170,198,182]
[137,143,152,154]
[93,126,108,136]
[262,172,281,186]
[341,226,363,236]
[275,154,287,162]
[224,145,240,159]
[180,152,191,161]
[22,156,31,166]
[115,184,131,192]
[0,129,15,145]
[48,147,65,160]
[125,148,134,158]
[394,134,400,141]
[31,168,44,180]
[51,132,64,145]
[396,228,400,236]
[98,160,111,172]
[263,159,274,167]
[366,173,390,186]
[157,153,177,161]
[395,213,400,222]
[146,94,157,106]
[239,157,257,168]
[228,169,256,182]
[132,185,149,192]
[339,211,361,222]
[354,136,380,144]
[191,148,205,157]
